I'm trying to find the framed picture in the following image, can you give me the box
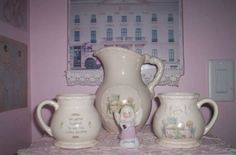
[66,0,184,86]
[0,0,27,31]
[0,35,27,112]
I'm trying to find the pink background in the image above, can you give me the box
[0,0,236,154]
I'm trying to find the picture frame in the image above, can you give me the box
[0,35,27,112]
[0,0,27,31]
[66,0,184,86]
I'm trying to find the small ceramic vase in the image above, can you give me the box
[114,105,140,148]
[153,92,218,148]
[36,94,101,149]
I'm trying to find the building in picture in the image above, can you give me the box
[69,0,183,73]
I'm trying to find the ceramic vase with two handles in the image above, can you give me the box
[153,92,219,148]
[36,94,101,149]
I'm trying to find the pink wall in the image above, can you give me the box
[30,0,236,147]
[0,5,31,155]
[0,108,31,155]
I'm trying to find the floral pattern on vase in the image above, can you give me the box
[100,86,143,132]
[162,117,196,139]
[104,95,139,118]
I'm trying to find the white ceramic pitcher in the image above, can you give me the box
[94,47,164,133]
[36,94,101,149]
[153,92,219,148]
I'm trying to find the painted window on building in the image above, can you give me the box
[121,28,127,38]
[168,29,174,42]
[121,15,127,22]
[152,29,158,42]
[168,49,175,62]
[168,13,174,22]
[152,49,158,57]
[91,30,96,43]
[135,28,142,41]
[74,14,80,24]
[106,28,113,41]
[152,13,157,22]
[91,14,96,23]
[136,15,141,22]
[74,31,80,41]
[107,15,112,23]
[73,46,81,68]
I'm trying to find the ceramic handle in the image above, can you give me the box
[36,100,59,136]
[197,98,219,135]
[144,55,164,95]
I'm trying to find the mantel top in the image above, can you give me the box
[71,0,179,4]
[18,126,236,155]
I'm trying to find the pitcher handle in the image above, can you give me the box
[144,55,164,95]
[197,98,219,135]
[36,100,59,136]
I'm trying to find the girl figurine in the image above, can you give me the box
[114,105,140,148]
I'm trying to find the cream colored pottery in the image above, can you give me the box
[36,94,101,149]
[153,92,218,148]
[94,47,164,133]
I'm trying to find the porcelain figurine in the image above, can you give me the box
[153,92,219,148]
[94,46,164,133]
[114,105,140,148]
[36,94,101,149]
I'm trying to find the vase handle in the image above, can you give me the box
[197,98,219,135]
[36,100,59,136]
[144,55,164,95]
